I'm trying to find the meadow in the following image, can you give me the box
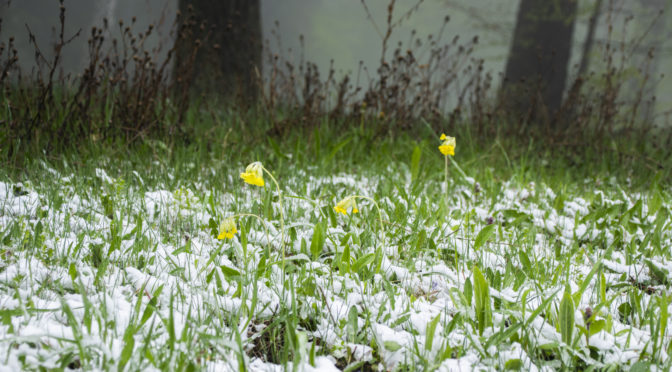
[1,118,670,371]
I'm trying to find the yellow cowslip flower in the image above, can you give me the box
[334,196,359,215]
[217,217,237,240]
[438,135,456,156]
[240,162,265,187]
[440,133,447,140]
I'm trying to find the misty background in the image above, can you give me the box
[2,0,671,125]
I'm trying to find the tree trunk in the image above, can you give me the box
[501,0,578,125]
[174,0,261,103]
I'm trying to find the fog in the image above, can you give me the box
[2,0,671,123]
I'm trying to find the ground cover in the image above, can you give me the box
[0,124,671,371]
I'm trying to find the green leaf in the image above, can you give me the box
[267,137,290,160]
[518,250,532,273]
[347,305,358,342]
[310,220,326,260]
[68,263,78,283]
[326,137,353,163]
[313,126,321,159]
[553,192,565,212]
[309,337,316,367]
[646,259,670,285]
[118,324,136,371]
[352,253,375,275]
[463,277,473,306]
[140,285,164,328]
[629,361,652,372]
[504,359,522,370]
[220,265,241,279]
[171,240,191,256]
[425,314,441,351]
[473,266,492,336]
[410,145,422,182]
[340,243,351,274]
[208,217,218,237]
[474,224,496,250]
[588,319,605,336]
[659,295,668,345]
[572,261,601,305]
[559,290,575,345]
[415,229,427,252]
[648,190,663,217]
[383,340,402,352]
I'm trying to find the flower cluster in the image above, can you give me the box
[438,133,456,156]
[222,133,455,242]
[240,162,265,187]
[334,196,359,215]
[217,217,237,240]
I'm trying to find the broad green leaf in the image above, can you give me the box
[410,145,422,182]
[340,243,351,274]
[645,259,670,285]
[310,220,326,260]
[119,324,136,371]
[464,277,473,306]
[68,263,78,283]
[648,190,663,217]
[352,253,375,274]
[559,290,575,345]
[485,288,561,351]
[473,266,492,336]
[347,305,358,342]
[140,285,164,328]
[474,224,496,250]
[220,265,241,279]
[309,337,316,367]
[415,229,427,252]
[518,250,532,273]
[425,314,441,351]
[659,295,668,345]
[630,361,652,372]
[384,340,402,352]
[504,359,522,370]
[588,319,606,336]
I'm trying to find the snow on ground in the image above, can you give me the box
[0,163,671,370]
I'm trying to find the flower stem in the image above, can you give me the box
[261,166,285,271]
[353,195,385,238]
[353,195,386,269]
[444,155,449,202]
[233,213,271,251]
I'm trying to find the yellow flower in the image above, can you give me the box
[440,133,447,140]
[438,135,456,156]
[217,217,237,240]
[334,196,359,215]
[240,162,265,187]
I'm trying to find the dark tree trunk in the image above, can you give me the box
[174,0,261,103]
[501,0,578,125]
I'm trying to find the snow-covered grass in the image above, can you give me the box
[0,137,671,371]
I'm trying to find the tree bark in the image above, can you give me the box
[174,0,261,103]
[501,0,578,125]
